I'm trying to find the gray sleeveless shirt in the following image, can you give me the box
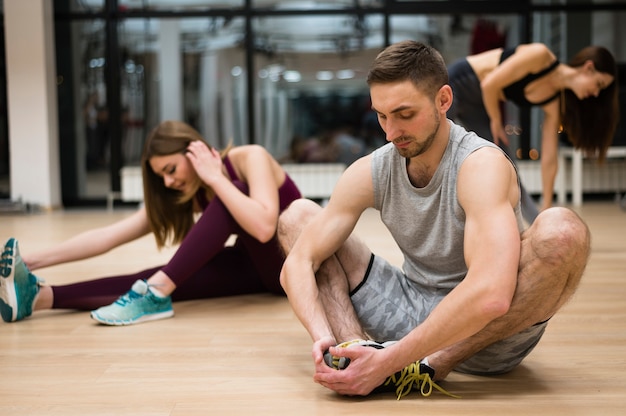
[371,121,524,292]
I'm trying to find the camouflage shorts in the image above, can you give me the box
[351,254,547,375]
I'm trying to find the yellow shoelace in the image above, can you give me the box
[382,362,461,400]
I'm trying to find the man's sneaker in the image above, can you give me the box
[323,339,393,369]
[0,238,42,322]
[323,338,459,399]
[90,279,174,325]
[373,360,460,399]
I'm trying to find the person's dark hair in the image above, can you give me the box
[141,120,229,248]
[561,46,619,162]
[367,40,448,100]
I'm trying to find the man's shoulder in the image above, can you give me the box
[449,122,498,151]
[370,142,396,170]
[372,141,394,154]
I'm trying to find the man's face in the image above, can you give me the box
[370,80,441,159]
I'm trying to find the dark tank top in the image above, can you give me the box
[196,154,301,212]
[500,47,560,107]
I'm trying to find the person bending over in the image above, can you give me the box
[447,42,618,222]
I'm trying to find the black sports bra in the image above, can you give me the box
[500,47,560,107]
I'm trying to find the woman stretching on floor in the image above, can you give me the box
[0,120,302,325]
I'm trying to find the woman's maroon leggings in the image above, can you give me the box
[52,181,290,310]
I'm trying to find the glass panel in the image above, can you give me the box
[252,0,383,7]
[389,14,444,49]
[0,11,6,199]
[118,18,151,169]
[54,19,111,201]
[49,1,626,205]
[252,13,384,164]
[180,17,246,148]
[117,16,246,159]
[530,0,620,4]
[119,0,244,11]
[62,0,104,13]
[592,10,626,147]
[54,15,247,203]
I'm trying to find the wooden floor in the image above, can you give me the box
[1,200,625,415]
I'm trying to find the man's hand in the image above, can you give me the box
[313,343,390,396]
[312,336,337,368]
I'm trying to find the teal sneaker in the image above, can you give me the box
[90,279,174,325]
[323,339,459,399]
[0,238,42,322]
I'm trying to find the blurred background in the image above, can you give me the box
[0,0,625,207]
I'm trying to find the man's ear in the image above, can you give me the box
[438,85,453,113]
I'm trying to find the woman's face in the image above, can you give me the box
[149,152,196,193]
[572,61,614,100]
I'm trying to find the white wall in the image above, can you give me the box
[4,0,61,209]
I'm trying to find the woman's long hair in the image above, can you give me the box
[561,46,619,162]
[141,120,229,248]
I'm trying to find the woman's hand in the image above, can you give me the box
[185,141,223,186]
[490,119,510,147]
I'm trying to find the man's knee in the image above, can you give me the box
[277,198,322,250]
[530,207,591,266]
[279,198,321,228]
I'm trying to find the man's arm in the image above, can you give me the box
[280,156,374,343]
[381,147,522,380]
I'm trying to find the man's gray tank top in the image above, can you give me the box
[371,121,524,292]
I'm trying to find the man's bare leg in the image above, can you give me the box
[427,207,591,380]
[277,199,372,342]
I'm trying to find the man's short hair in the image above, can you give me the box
[367,40,449,99]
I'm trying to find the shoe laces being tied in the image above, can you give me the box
[383,362,461,400]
